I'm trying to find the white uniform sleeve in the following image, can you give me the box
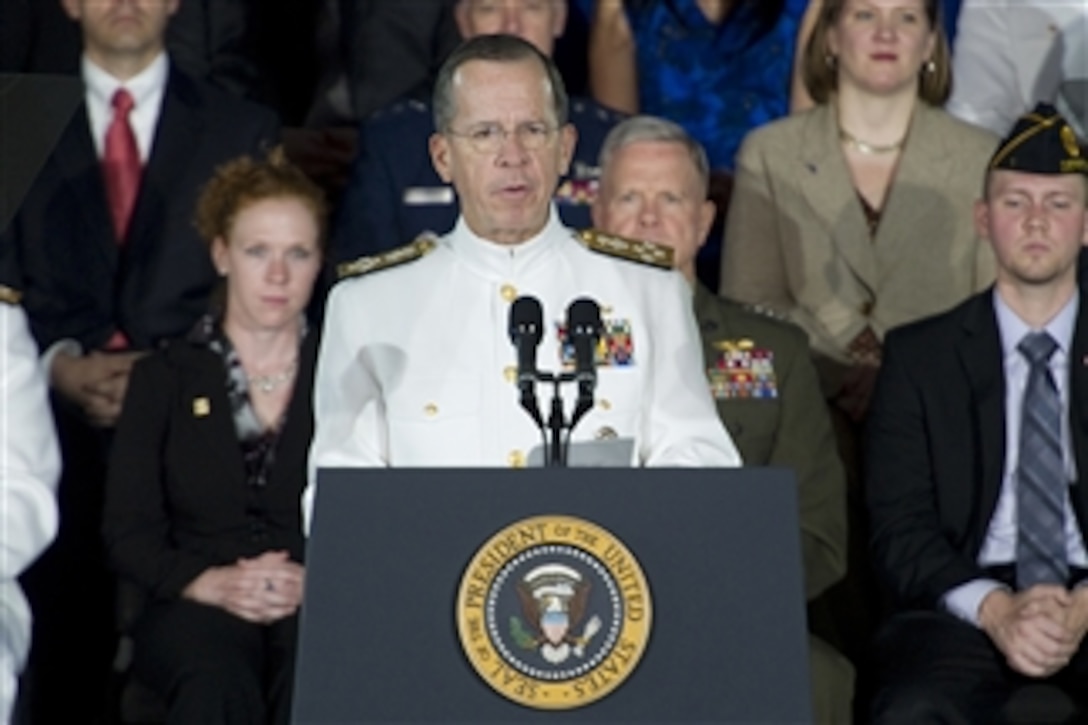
[947,2,1022,135]
[304,282,388,533]
[640,271,742,467]
[0,304,59,578]
[0,304,60,717]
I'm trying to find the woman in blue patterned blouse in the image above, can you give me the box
[587,0,809,288]
[588,0,807,171]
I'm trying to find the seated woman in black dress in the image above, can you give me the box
[104,148,327,725]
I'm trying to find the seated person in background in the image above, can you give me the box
[947,0,1087,138]
[722,0,997,422]
[720,0,997,667]
[866,103,1088,723]
[588,0,806,170]
[0,291,60,724]
[592,114,852,724]
[330,0,624,273]
[103,149,325,725]
[307,35,739,524]
[0,1,280,719]
[587,0,810,289]
[288,0,463,202]
[790,0,962,111]
[166,0,262,104]
[307,0,461,127]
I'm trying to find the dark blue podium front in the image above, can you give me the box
[292,467,812,724]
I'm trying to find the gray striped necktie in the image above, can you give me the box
[1016,331,1068,589]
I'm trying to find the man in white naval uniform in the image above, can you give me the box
[306,34,740,526]
[0,288,60,722]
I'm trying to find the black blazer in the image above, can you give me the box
[866,289,1088,610]
[103,331,317,600]
[0,64,279,351]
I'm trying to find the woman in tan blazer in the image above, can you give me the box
[721,0,997,420]
[721,0,999,668]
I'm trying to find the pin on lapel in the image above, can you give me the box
[193,397,210,417]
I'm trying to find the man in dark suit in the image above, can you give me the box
[289,0,460,205]
[330,0,623,272]
[592,115,852,724]
[867,103,1088,723]
[0,1,278,720]
[165,0,261,102]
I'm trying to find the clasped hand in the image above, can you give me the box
[183,550,305,624]
[980,585,1088,678]
[51,350,146,427]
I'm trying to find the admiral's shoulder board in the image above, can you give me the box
[0,285,22,306]
[337,234,438,281]
[576,228,674,270]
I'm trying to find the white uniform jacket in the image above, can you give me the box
[0,302,60,721]
[948,0,1088,136]
[306,210,740,524]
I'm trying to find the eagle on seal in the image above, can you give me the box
[512,563,602,664]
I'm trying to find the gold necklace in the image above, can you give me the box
[838,127,904,155]
[247,359,298,394]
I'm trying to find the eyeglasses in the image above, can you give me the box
[445,121,559,154]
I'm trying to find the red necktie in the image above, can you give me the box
[102,88,142,243]
[102,89,141,351]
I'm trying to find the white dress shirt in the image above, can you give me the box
[82,51,168,162]
[943,289,1087,626]
[305,210,742,531]
[948,0,1088,136]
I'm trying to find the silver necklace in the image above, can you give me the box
[838,127,904,155]
[247,359,298,394]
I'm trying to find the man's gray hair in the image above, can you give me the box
[433,34,570,132]
[598,115,711,193]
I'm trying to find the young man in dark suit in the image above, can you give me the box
[592,115,853,724]
[0,1,278,720]
[867,103,1088,723]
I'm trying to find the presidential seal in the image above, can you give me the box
[455,515,652,709]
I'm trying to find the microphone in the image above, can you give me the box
[508,296,545,431]
[509,296,543,385]
[566,297,602,433]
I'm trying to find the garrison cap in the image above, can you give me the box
[989,102,1088,175]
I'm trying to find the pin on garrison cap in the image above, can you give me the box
[989,102,1088,175]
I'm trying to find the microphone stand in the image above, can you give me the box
[509,296,600,468]
[535,370,576,467]
[516,380,550,465]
